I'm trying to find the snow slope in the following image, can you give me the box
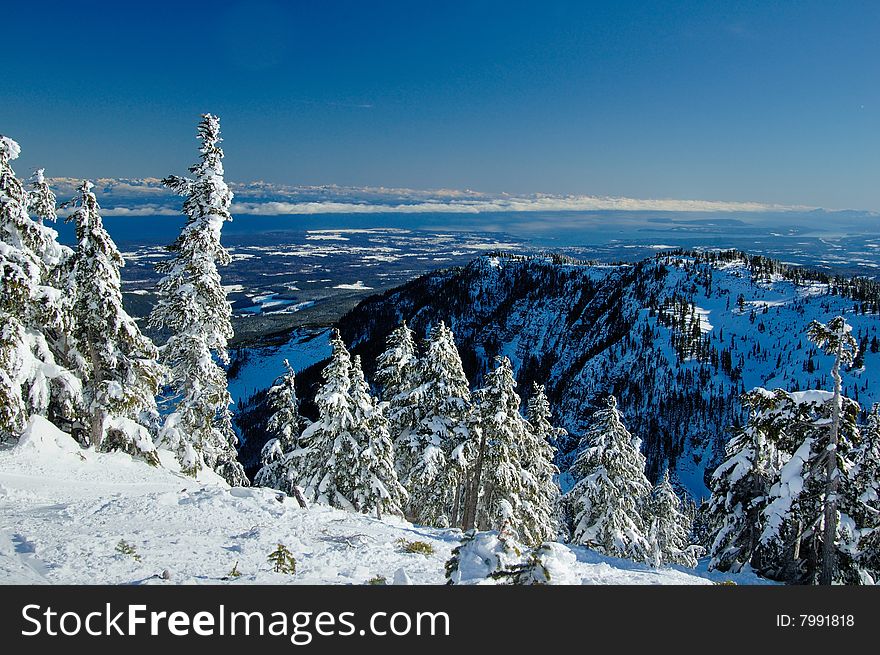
[0,419,764,585]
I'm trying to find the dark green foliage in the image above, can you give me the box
[267,544,297,574]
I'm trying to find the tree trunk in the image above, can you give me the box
[88,341,104,450]
[462,430,487,531]
[291,485,308,509]
[451,478,463,528]
[820,345,842,586]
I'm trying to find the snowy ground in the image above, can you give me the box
[0,418,770,586]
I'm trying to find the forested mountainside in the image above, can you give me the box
[313,250,880,499]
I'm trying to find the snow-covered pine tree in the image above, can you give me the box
[706,390,784,573]
[854,404,880,579]
[25,169,79,430]
[647,470,700,568]
[375,322,423,474]
[527,383,567,447]
[148,114,246,485]
[349,355,407,518]
[564,395,652,562]
[404,321,472,527]
[0,136,79,440]
[806,316,858,585]
[375,322,418,396]
[254,360,306,494]
[296,330,361,509]
[65,181,161,462]
[758,389,862,584]
[465,357,526,538]
[520,382,564,544]
[27,169,57,225]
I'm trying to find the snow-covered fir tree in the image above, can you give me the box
[297,330,362,509]
[402,321,472,527]
[0,136,78,440]
[706,394,781,573]
[464,357,526,537]
[148,114,246,485]
[527,383,567,447]
[463,357,553,544]
[521,383,565,543]
[349,355,407,518]
[853,404,880,579]
[564,395,653,562]
[648,470,700,568]
[27,169,57,225]
[25,168,79,431]
[806,316,859,585]
[757,388,863,584]
[254,360,306,494]
[65,181,161,462]
[375,321,420,446]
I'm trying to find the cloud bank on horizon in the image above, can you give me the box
[43,176,844,218]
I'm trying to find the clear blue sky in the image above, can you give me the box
[2,1,879,209]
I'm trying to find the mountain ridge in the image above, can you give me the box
[323,249,880,499]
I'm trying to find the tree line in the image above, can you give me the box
[253,319,698,567]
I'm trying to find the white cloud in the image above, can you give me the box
[228,195,809,215]
[47,176,825,216]
[100,204,180,216]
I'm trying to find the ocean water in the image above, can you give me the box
[51,209,880,276]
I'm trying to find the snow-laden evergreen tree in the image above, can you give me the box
[521,383,564,543]
[757,389,862,584]
[65,182,161,462]
[26,169,81,432]
[647,470,700,568]
[527,383,567,447]
[854,404,880,579]
[806,316,858,585]
[706,390,785,573]
[296,330,362,509]
[30,172,82,433]
[375,321,421,447]
[148,114,246,485]
[402,321,472,527]
[27,169,57,225]
[564,395,652,562]
[464,357,527,538]
[0,136,79,440]
[349,355,407,518]
[254,360,306,494]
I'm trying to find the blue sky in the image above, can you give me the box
[2,1,879,210]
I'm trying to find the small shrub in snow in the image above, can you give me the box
[367,575,387,585]
[492,542,580,585]
[115,540,142,562]
[226,561,242,579]
[445,529,525,584]
[396,538,435,555]
[446,529,580,584]
[267,544,297,574]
